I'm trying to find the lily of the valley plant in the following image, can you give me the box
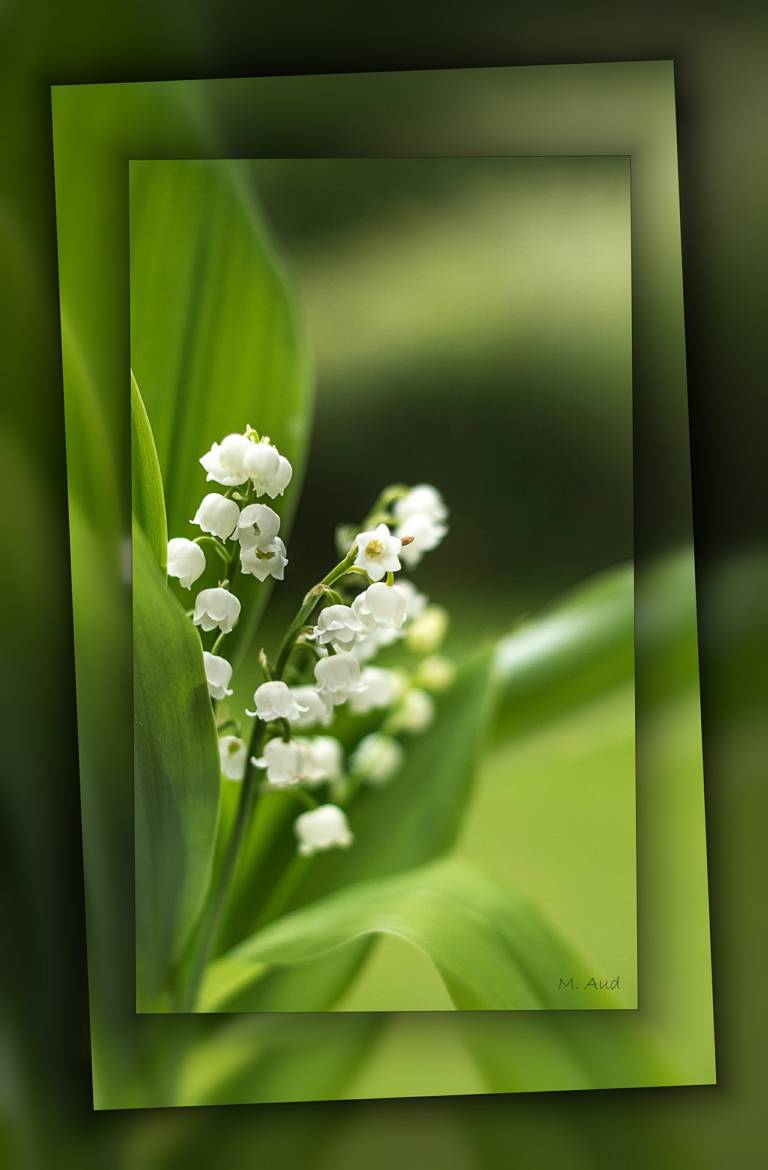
[168,424,453,1006]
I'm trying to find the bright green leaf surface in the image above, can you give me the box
[133,525,221,1009]
[217,647,497,954]
[130,371,167,572]
[202,858,619,1013]
[130,160,313,661]
[492,561,634,736]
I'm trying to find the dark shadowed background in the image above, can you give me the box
[1,2,767,1168]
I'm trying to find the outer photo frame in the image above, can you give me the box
[52,60,713,1108]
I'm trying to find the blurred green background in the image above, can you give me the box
[215,155,635,1008]
[2,4,767,1170]
[250,156,632,629]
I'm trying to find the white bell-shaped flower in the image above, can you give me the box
[200,433,251,486]
[237,503,281,550]
[268,455,293,499]
[243,440,280,492]
[192,492,240,540]
[349,632,382,664]
[252,737,304,788]
[390,688,435,734]
[394,483,448,526]
[286,683,332,730]
[243,441,293,499]
[314,651,365,706]
[349,667,403,715]
[247,680,308,722]
[396,511,447,568]
[294,803,353,856]
[289,687,334,730]
[349,623,403,663]
[194,587,241,633]
[312,604,367,648]
[167,537,206,588]
[352,523,402,582]
[406,604,449,653]
[240,537,288,581]
[203,651,233,700]
[350,733,404,786]
[298,736,343,784]
[352,581,407,633]
[218,735,246,780]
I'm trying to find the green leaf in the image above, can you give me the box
[201,858,616,1013]
[219,567,635,954]
[130,370,167,572]
[176,1014,384,1107]
[133,524,221,1009]
[217,647,497,951]
[130,160,313,660]
[493,561,634,739]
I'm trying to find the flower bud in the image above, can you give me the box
[415,654,456,692]
[394,483,448,525]
[268,455,293,499]
[298,736,344,784]
[289,687,334,730]
[252,737,305,787]
[218,735,246,779]
[247,680,308,722]
[192,493,240,540]
[406,604,449,653]
[203,651,233,700]
[200,433,251,486]
[350,733,404,786]
[167,537,206,588]
[390,688,435,734]
[243,440,280,493]
[314,651,365,706]
[352,582,407,632]
[294,804,353,856]
[396,511,447,568]
[349,667,403,715]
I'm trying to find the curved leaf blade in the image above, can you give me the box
[220,567,635,952]
[130,160,314,661]
[133,524,220,1009]
[218,647,497,951]
[202,859,618,1013]
[493,561,634,739]
[130,370,167,572]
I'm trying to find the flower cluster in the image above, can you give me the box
[171,429,453,860]
[166,428,291,607]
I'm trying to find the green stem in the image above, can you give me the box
[210,630,228,656]
[273,545,358,678]
[363,484,407,528]
[290,786,319,810]
[216,715,238,731]
[194,534,229,563]
[181,544,359,1010]
[178,736,263,1011]
[251,854,312,931]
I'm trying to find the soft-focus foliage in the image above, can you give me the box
[37,66,718,1170]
